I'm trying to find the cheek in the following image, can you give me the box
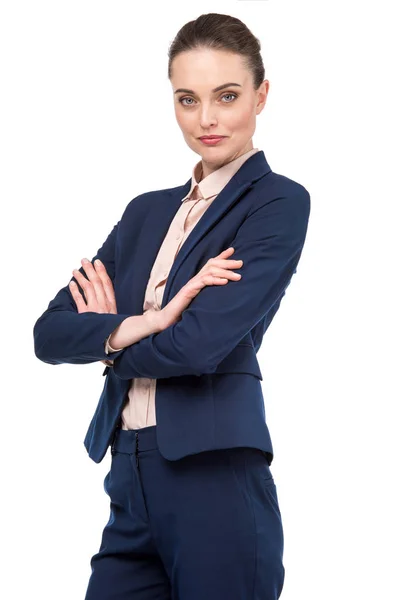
[228,105,255,130]
[175,109,195,133]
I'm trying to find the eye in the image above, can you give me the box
[178,92,238,107]
[221,93,237,103]
[179,97,195,107]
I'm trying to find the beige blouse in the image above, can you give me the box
[105,147,260,430]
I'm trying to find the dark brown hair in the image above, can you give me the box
[168,13,265,90]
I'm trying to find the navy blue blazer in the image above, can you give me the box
[33,150,310,465]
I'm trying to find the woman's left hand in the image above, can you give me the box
[69,258,117,366]
[69,258,117,315]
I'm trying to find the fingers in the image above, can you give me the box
[93,259,117,313]
[213,247,243,268]
[69,280,89,313]
[217,247,235,257]
[69,257,116,315]
[71,265,98,309]
[81,259,108,307]
[74,259,109,313]
[204,257,243,274]
[213,258,243,268]
[204,266,242,280]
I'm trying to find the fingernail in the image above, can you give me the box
[82,258,89,263]
[95,259,101,266]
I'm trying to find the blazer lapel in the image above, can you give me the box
[162,150,271,307]
[127,150,271,315]
[126,184,190,316]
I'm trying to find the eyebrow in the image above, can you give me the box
[174,82,242,95]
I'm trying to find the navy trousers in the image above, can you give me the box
[84,425,285,600]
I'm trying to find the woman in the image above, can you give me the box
[34,12,310,600]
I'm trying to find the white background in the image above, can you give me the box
[1,1,399,598]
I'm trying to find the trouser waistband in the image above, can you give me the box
[112,425,158,454]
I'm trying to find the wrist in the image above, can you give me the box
[143,308,164,334]
[108,320,128,349]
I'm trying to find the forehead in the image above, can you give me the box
[171,48,249,87]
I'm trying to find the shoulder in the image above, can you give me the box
[249,170,311,222]
[119,184,185,219]
[258,170,310,201]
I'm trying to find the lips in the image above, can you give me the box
[199,135,226,146]
[199,136,225,140]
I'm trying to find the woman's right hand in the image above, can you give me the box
[158,247,243,330]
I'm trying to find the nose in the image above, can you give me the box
[199,104,218,129]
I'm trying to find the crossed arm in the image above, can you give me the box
[111,187,310,379]
[33,187,310,377]
[33,221,132,365]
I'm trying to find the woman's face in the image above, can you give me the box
[170,48,269,176]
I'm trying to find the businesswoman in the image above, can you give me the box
[33,12,310,600]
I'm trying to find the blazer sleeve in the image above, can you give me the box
[112,186,311,380]
[33,221,132,365]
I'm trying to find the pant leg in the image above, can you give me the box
[84,447,171,600]
[139,444,285,600]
